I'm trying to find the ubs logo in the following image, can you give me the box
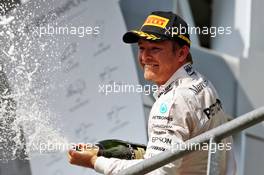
[159,103,167,114]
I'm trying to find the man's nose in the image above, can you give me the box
[141,49,152,61]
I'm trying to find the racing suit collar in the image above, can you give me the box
[153,62,193,100]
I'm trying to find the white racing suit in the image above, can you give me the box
[94,63,236,175]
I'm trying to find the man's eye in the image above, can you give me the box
[139,47,144,51]
[151,48,161,52]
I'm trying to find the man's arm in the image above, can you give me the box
[68,149,180,175]
[68,92,196,174]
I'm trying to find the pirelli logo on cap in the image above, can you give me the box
[143,15,169,28]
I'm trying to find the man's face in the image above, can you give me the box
[138,39,181,86]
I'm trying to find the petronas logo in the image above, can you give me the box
[160,103,167,114]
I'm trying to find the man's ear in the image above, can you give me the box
[178,45,189,62]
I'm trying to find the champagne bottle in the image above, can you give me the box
[96,139,146,160]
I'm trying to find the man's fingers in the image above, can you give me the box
[70,150,80,158]
[69,157,80,166]
[77,143,84,148]
[71,149,92,159]
[68,151,82,165]
[67,146,97,168]
[69,157,75,164]
[74,143,85,151]
[68,149,75,157]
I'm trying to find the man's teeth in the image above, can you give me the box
[145,64,158,67]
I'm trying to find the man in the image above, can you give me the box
[68,11,236,175]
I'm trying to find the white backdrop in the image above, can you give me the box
[16,0,147,175]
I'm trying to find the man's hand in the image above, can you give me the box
[68,144,98,169]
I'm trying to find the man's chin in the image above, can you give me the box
[144,74,157,82]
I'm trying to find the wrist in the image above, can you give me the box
[91,155,98,168]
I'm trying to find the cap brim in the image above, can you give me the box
[123,30,163,43]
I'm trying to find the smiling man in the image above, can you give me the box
[137,39,189,86]
[68,11,236,175]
